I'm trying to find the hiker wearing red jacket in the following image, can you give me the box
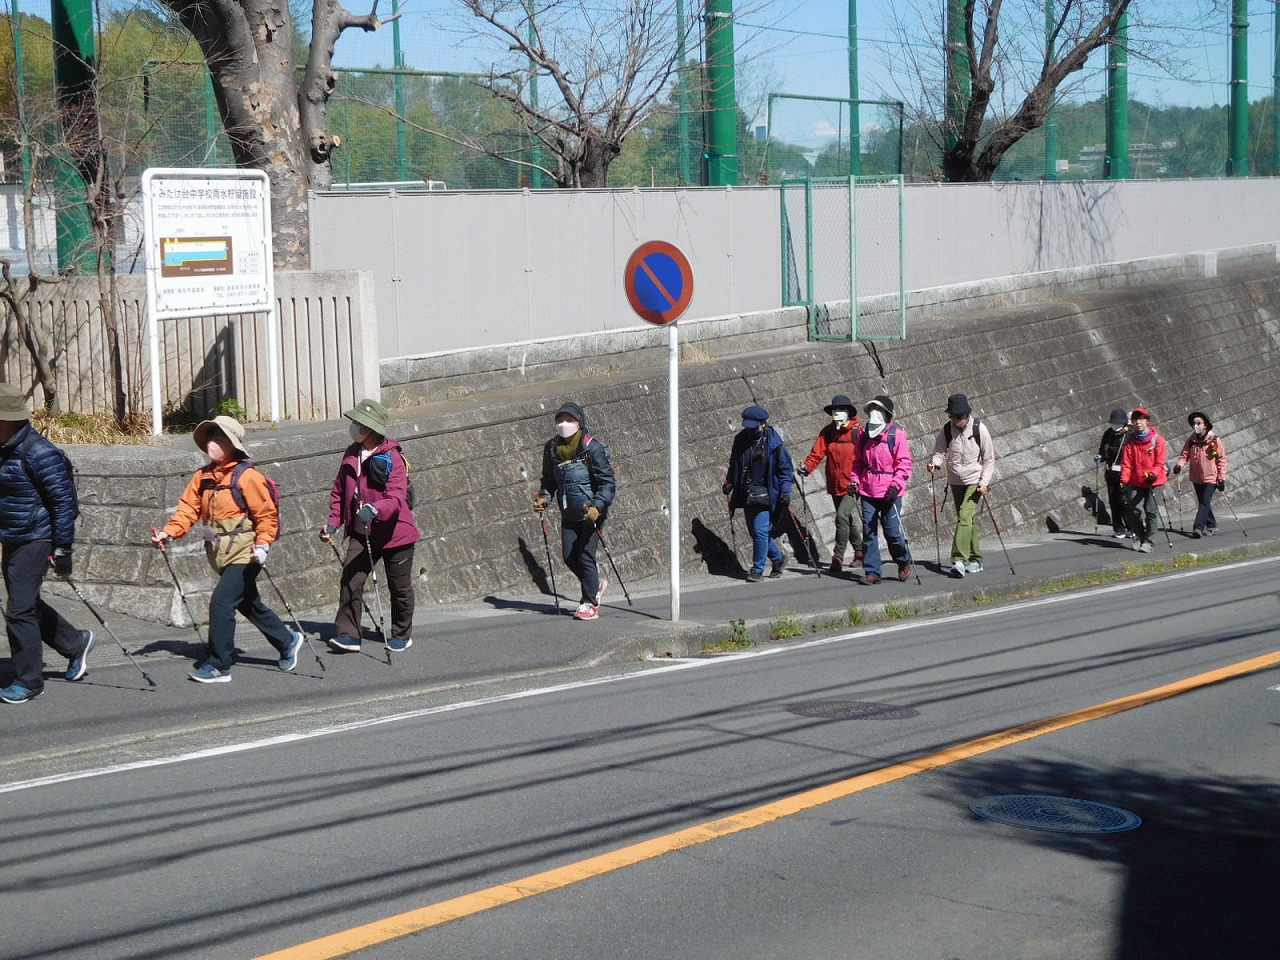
[799,394,864,574]
[1118,407,1168,553]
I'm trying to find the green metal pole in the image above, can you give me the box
[10,0,31,191]
[945,0,970,159]
[204,69,221,164]
[51,0,98,272]
[1228,0,1249,175]
[527,6,542,188]
[676,0,691,185]
[1273,0,1280,173]
[703,0,738,187]
[392,0,407,182]
[1105,12,1129,179]
[1044,0,1058,179]
[848,0,860,174]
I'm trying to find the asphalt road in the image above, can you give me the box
[1,556,1276,960]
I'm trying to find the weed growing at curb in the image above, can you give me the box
[847,601,863,625]
[770,611,803,641]
[882,602,909,621]
[725,619,751,649]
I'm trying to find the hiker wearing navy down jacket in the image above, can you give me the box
[322,398,420,654]
[0,383,95,704]
[534,402,617,621]
[724,404,794,583]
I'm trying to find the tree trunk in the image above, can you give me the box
[574,138,621,188]
[162,0,312,269]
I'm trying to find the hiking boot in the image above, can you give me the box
[829,556,844,575]
[965,561,984,574]
[949,562,966,579]
[595,578,608,606]
[0,682,43,704]
[279,631,305,672]
[65,630,96,682]
[897,563,913,581]
[328,635,361,652]
[189,663,231,684]
[864,573,881,585]
[573,602,598,621]
[853,548,864,566]
[386,635,412,652]
[746,570,764,582]
[768,555,788,579]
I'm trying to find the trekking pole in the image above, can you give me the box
[930,471,941,567]
[363,534,391,663]
[795,480,824,569]
[1093,462,1101,534]
[153,528,206,647]
[538,514,562,614]
[592,523,632,606]
[1157,489,1175,549]
[981,493,1016,575]
[786,504,822,577]
[63,578,156,688]
[1218,486,1248,537]
[260,566,325,672]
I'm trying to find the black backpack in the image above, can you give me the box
[943,418,981,445]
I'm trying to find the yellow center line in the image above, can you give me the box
[255,648,1280,960]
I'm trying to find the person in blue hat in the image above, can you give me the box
[723,404,794,582]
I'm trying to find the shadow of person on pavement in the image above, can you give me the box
[691,517,744,578]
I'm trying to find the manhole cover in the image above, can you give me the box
[969,795,1141,834]
[786,700,919,721]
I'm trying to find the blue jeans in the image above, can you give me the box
[2,539,84,691]
[745,505,783,575]
[1192,482,1218,532]
[860,496,912,577]
[205,562,293,671]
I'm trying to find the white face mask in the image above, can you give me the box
[831,411,849,425]
[555,420,579,439]
[205,438,228,463]
[349,421,366,442]
[1193,423,1205,435]
[867,410,887,437]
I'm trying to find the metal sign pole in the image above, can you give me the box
[668,321,680,621]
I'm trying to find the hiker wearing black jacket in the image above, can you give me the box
[533,402,617,621]
[1095,408,1134,539]
[0,383,95,703]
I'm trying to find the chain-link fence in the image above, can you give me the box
[782,175,905,341]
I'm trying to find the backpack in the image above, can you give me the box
[221,460,281,530]
[16,431,80,520]
[944,418,981,445]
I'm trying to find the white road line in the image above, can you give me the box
[3,554,1276,796]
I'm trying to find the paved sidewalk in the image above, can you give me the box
[4,503,1277,780]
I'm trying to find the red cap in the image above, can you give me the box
[1130,407,1150,420]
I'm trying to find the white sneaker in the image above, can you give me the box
[949,562,966,578]
[965,561,984,574]
[1112,530,1128,539]
[573,602,598,621]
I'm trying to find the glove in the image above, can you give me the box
[1172,464,1182,475]
[797,465,809,477]
[885,485,900,504]
[1216,480,1225,491]
[533,495,548,514]
[926,462,938,473]
[358,502,378,525]
[1143,472,1156,485]
[722,482,733,497]
[51,546,72,577]
[584,505,601,524]
[252,544,269,566]
[1094,454,1103,465]
[777,493,790,507]
[320,524,337,541]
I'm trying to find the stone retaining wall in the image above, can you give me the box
[64,266,1280,624]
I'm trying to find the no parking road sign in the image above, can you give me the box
[624,241,694,325]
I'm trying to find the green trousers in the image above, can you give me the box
[950,484,983,564]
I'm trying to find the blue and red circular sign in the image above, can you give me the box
[624,241,694,326]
